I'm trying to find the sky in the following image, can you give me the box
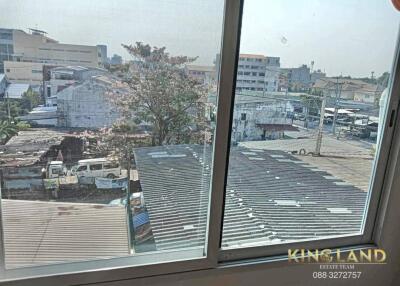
[0,0,399,77]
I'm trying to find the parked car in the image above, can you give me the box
[71,158,121,178]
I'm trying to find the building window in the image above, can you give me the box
[241,113,247,121]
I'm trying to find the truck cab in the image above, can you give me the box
[47,161,67,178]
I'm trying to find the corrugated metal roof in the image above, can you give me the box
[0,129,68,167]
[2,199,129,268]
[134,145,367,250]
[5,84,30,99]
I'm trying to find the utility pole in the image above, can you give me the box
[331,77,343,135]
[315,93,327,156]
[6,91,11,123]
[124,141,134,254]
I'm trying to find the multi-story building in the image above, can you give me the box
[236,54,280,92]
[97,45,108,66]
[214,53,280,93]
[0,28,100,84]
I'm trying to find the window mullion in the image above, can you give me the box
[206,0,244,264]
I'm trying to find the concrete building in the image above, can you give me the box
[214,53,280,92]
[97,45,108,66]
[185,65,216,85]
[0,28,100,83]
[57,75,125,128]
[280,65,311,91]
[236,54,280,92]
[110,54,123,65]
[0,29,15,74]
[230,92,295,142]
[313,77,382,103]
[44,65,106,104]
[310,69,326,84]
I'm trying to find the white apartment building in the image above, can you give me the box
[0,28,100,84]
[236,54,280,93]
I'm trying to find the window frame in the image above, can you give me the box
[218,2,400,262]
[0,0,243,284]
[0,0,399,284]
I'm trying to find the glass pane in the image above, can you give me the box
[0,0,224,273]
[221,0,399,249]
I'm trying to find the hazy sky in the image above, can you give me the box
[0,0,399,77]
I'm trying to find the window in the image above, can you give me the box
[0,0,225,282]
[104,162,120,169]
[0,32,12,40]
[76,165,87,172]
[89,164,102,170]
[221,0,399,255]
[0,44,8,53]
[0,0,399,284]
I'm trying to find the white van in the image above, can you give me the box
[72,158,121,179]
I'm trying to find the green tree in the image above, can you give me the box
[21,89,41,111]
[112,42,208,146]
[0,90,41,121]
[0,120,18,144]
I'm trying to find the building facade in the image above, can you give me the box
[280,65,311,91]
[0,28,100,83]
[44,65,106,102]
[214,53,280,93]
[236,54,280,93]
[231,93,295,142]
[97,45,108,66]
[185,65,216,85]
[313,77,382,103]
[110,54,123,65]
[57,75,123,128]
